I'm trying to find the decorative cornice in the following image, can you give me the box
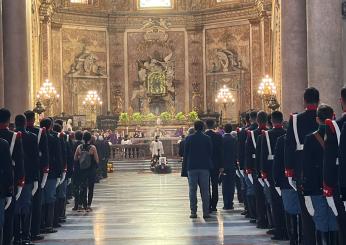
[39,0,55,23]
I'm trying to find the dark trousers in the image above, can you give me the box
[297,191,316,245]
[87,179,95,207]
[31,183,42,236]
[209,169,219,210]
[235,175,243,203]
[222,170,236,209]
[285,213,302,245]
[333,193,346,244]
[254,179,267,227]
[73,172,82,209]
[3,196,15,245]
[269,183,287,237]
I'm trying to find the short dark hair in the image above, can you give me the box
[0,108,11,124]
[341,87,346,102]
[83,131,92,142]
[224,123,233,133]
[55,119,64,127]
[317,104,334,122]
[205,119,215,129]
[53,123,62,133]
[15,114,26,129]
[271,111,283,124]
[194,120,204,131]
[304,87,320,104]
[249,111,258,122]
[257,111,268,125]
[245,112,250,124]
[24,110,35,122]
[40,118,52,129]
[75,130,83,141]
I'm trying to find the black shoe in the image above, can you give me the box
[189,213,197,219]
[266,229,275,235]
[256,224,268,229]
[210,208,217,212]
[249,219,257,224]
[31,235,44,241]
[271,235,289,241]
[13,239,22,245]
[44,228,58,233]
[53,223,62,228]
[241,210,248,216]
[22,240,35,245]
[203,215,211,219]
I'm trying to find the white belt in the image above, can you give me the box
[336,158,339,166]
[252,154,256,159]
[268,155,274,160]
[296,144,304,151]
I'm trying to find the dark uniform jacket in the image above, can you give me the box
[284,108,318,185]
[260,127,286,180]
[72,140,83,174]
[323,115,346,197]
[26,125,49,179]
[0,139,14,198]
[205,130,224,170]
[302,128,324,196]
[184,131,213,171]
[244,124,264,175]
[47,131,63,179]
[237,126,249,171]
[339,119,346,200]
[0,127,25,187]
[273,135,291,189]
[222,133,237,173]
[17,129,40,184]
[64,132,74,179]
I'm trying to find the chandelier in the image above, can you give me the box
[258,75,280,111]
[82,90,103,108]
[36,79,60,116]
[215,85,235,105]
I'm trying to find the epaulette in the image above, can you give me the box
[261,129,266,135]
[43,166,50,173]
[18,177,25,187]
[247,130,251,136]
[59,132,65,139]
[236,127,240,133]
[325,119,336,134]
[41,127,46,135]
[16,131,22,139]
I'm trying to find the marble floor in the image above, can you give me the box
[40,171,289,245]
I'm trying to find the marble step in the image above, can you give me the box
[111,159,182,171]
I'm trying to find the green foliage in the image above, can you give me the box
[187,111,199,122]
[144,113,157,121]
[175,112,186,121]
[131,112,143,123]
[119,112,130,124]
[160,111,172,122]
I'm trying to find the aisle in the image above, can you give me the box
[40,172,289,245]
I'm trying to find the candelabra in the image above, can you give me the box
[258,75,280,111]
[215,85,235,124]
[83,90,102,128]
[36,79,60,116]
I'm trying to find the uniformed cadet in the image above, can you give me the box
[260,111,287,240]
[0,139,14,245]
[302,105,338,245]
[236,112,251,217]
[13,115,40,245]
[284,87,319,245]
[245,111,268,228]
[72,130,84,211]
[40,118,63,234]
[24,110,49,242]
[323,87,346,244]
[243,110,258,223]
[0,108,25,245]
[340,116,346,217]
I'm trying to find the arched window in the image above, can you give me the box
[138,0,172,9]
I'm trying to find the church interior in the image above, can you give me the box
[0,0,346,245]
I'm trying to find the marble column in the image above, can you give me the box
[40,1,53,80]
[307,0,343,113]
[250,19,262,109]
[0,1,4,107]
[281,0,308,118]
[260,13,272,76]
[3,0,29,115]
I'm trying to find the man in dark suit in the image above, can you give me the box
[205,119,223,212]
[222,123,237,210]
[184,120,213,219]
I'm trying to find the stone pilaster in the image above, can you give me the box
[281,0,308,118]
[260,13,271,76]
[307,0,343,113]
[0,1,4,107]
[3,0,29,115]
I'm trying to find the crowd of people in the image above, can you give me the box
[179,87,346,245]
[0,109,111,245]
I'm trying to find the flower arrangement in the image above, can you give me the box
[144,113,157,121]
[131,112,143,124]
[187,111,199,122]
[119,112,130,124]
[160,111,172,122]
[175,112,186,121]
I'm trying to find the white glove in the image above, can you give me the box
[15,186,23,201]
[264,179,270,187]
[236,170,241,178]
[326,196,338,216]
[275,187,282,196]
[248,174,254,184]
[4,197,12,210]
[288,177,297,191]
[60,172,66,185]
[344,201,346,212]
[32,181,39,196]
[304,196,315,216]
[56,178,61,188]
[239,169,244,177]
[41,173,48,189]
[67,178,72,185]
[258,178,265,187]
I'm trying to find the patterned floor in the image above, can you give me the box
[39,171,289,245]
